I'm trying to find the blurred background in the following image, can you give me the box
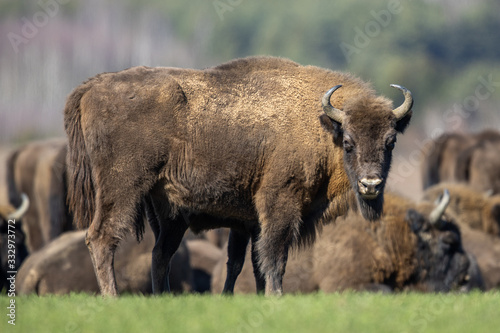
[1,0,499,199]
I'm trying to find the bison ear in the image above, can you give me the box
[395,110,412,133]
[405,208,424,233]
[319,114,342,141]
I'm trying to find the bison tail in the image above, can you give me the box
[64,82,95,230]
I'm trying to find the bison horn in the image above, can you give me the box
[8,193,30,221]
[429,189,450,228]
[390,84,413,120]
[322,85,344,124]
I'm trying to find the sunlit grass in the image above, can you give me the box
[1,291,499,333]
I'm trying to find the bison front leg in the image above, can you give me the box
[254,188,303,296]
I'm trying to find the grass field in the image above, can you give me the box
[2,292,499,333]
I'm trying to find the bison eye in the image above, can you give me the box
[343,135,355,152]
[385,136,396,150]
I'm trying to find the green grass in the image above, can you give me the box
[1,292,499,333]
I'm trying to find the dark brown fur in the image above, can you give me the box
[64,56,412,296]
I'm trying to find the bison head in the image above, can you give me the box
[323,84,413,220]
[405,190,478,292]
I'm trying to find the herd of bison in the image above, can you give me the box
[2,64,500,296]
[2,121,500,296]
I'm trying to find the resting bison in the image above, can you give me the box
[212,191,481,293]
[0,194,29,291]
[64,56,413,296]
[6,138,71,252]
[457,223,500,290]
[423,182,500,236]
[16,224,192,295]
[421,130,500,192]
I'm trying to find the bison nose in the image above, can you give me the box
[358,178,383,199]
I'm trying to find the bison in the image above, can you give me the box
[6,138,71,252]
[16,224,192,295]
[64,56,413,296]
[212,191,481,293]
[421,129,500,192]
[423,182,500,236]
[456,223,500,290]
[0,194,29,291]
[455,136,500,194]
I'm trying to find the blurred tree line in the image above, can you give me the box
[146,0,500,107]
[1,0,499,143]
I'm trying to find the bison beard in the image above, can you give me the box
[64,56,413,296]
[356,195,384,221]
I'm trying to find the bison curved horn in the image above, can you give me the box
[429,189,450,228]
[322,85,344,124]
[390,84,413,120]
[8,193,30,221]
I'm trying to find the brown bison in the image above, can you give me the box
[423,182,500,236]
[455,137,500,194]
[64,56,413,296]
[16,224,192,295]
[421,130,500,192]
[212,191,481,293]
[0,194,29,291]
[7,138,71,252]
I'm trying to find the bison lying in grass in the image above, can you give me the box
[423,182,500,236]
[16,224,192,295]
[212,191,481,293]
[454,223,500,290]
[422,182,500,290]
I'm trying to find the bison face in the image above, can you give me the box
[406,190,474,292]
[323,85,413,220]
